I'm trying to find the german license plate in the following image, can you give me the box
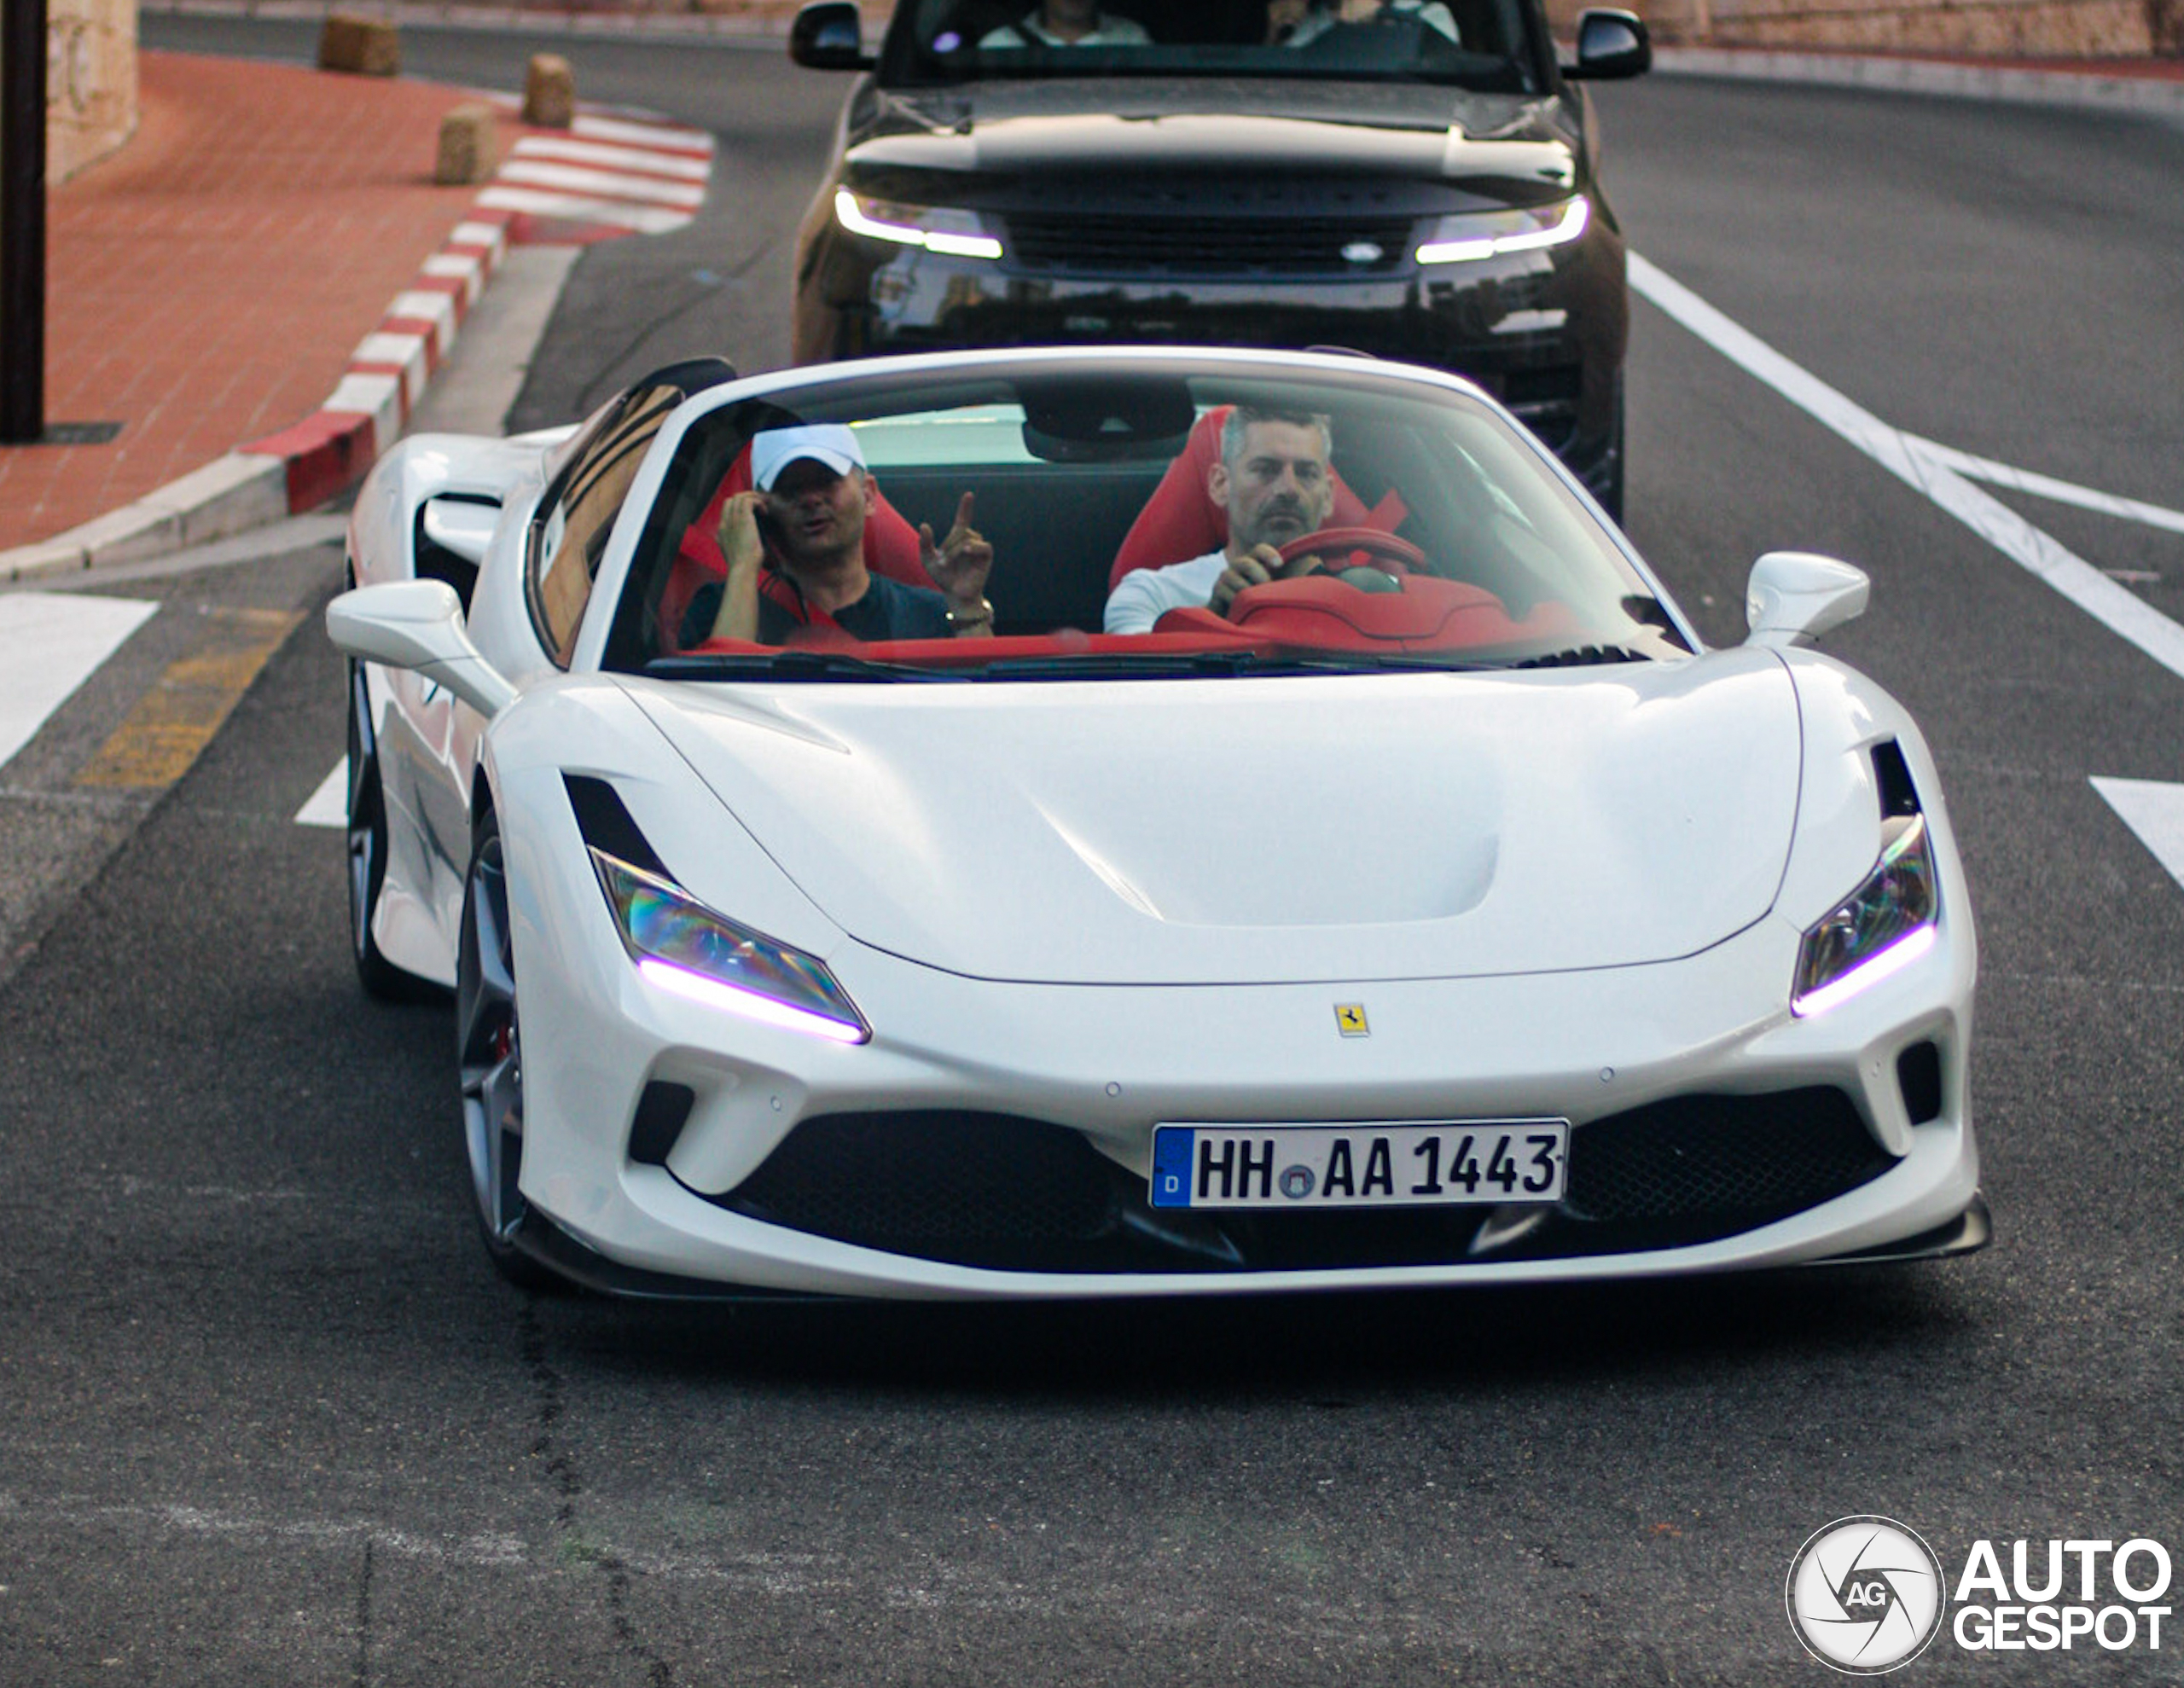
[1149,1121,1568,1210]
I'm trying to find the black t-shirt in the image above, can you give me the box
[682,570,953,648]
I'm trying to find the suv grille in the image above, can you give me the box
[1006,213,1416,276]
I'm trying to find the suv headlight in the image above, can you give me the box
[1790,813,1939,1018]
[834,188,1003,260]
[1416,196,1589,265]
[590,848,869,1044]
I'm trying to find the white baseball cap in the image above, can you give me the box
[751,423,866,491]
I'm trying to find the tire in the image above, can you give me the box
[455,808,566,1292]
[347,660,436,1001]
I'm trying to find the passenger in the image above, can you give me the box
[979,1,1152,46]
[684,425,996,646]
[1104,406,1339,634]
[1265,0,1461,46]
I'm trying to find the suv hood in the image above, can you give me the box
[624,651,1802,986]
[845,79,1578,208]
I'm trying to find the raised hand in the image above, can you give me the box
[919,490,995,607]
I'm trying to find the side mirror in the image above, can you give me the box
[421,496,499,566]
[790,1,874,69]
[1563,9,1651,79]
[327,579,519,718]
[1744,552,1869,648]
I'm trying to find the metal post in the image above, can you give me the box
[2,0,49,443]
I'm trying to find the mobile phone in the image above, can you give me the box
[751,500,785,555]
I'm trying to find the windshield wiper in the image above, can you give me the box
[970,650,1494,680]
[1511,643,1652,669]
[644,652,958,683]
[971,648,1279,680]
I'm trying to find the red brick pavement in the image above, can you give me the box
[0,51,480,553]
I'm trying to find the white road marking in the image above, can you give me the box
[572,113,715,155]
[2091,777,2184,893]
[474,185,696,236]
[1629,254,2184,684]
[493,159,707,208]
[0,592,160,774]
[1908,438,2184,538]
[510,135,712,181]
[296,759,346,828]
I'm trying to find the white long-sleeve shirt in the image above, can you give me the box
[1104,550,1227,634]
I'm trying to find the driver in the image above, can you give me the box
[979,2,1152,46]
[1265,0,1461,45]
[1104,406,1339,634]
[684,425,996,647]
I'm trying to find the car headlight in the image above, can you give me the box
[590,848,870,1044]
[1416,196,1589,265]
[834,188,1003,260]
[1790,813,1939,1018]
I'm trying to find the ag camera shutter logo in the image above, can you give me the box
[1787,1516,1947,1673]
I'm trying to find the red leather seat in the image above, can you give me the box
[1107,404,1409,591]
[660,445,937,653]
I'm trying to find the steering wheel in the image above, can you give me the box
[1276,525,1426,574]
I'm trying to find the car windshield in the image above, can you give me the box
[602,357,1687,682]
[881,0,1542,93]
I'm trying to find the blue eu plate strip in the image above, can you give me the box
[1150,1128,1194,1209]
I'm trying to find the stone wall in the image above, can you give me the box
[658,0,2176,55]
[47,0,138,183]
[1588,0,2178,54]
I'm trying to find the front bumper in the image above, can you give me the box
[508,825,1982,1299]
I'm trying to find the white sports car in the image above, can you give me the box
[327,345,1984,1297]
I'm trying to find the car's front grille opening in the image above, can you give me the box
[1562,1088,1892,1233]
[1896,1042,1944,1125]
[628,1082,695,1167]
[1873,739,1921,819]
[564,774,668,878]
[1007,213,1418,276]
[718,1111,1124,1267]
[705,1088,1898,1273]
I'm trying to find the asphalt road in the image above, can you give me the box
[6,21,2180,1685]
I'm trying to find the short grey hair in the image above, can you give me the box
[1220,404,1333,468]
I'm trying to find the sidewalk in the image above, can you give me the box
[0,51,485,559]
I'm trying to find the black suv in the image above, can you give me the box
[788,0,1649,516]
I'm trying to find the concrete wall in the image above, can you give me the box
[47,0,138,183]
[1589,0,2179,54]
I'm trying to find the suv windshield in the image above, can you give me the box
[602,357,1685,681]
[882,0,1542,93]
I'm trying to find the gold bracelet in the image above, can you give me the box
[945,596,994,629]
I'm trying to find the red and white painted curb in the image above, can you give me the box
[3,104,713,585]
[241,209,518,525]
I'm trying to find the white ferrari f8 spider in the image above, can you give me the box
[327,345,1984,1296]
